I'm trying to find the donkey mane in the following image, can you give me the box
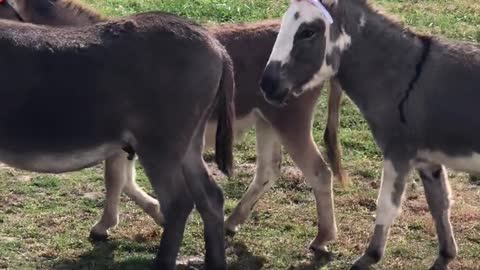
[55,0,106,22]
[358,0,431,41]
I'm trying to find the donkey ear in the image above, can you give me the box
[6,0,24,12]
[321,0,337,7]
[5,0,18,10]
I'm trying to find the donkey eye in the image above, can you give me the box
[297,29,316,40]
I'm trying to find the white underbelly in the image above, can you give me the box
[0,144,121,173]
[417,150,480,174]
[204,111,258,149]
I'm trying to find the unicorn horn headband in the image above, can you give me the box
[293,0,334,25]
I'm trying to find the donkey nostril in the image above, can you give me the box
[260,74,277,95]
[260,61,281,95]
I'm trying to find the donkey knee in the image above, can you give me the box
[307,160,333,190]
[207,183,225,210]
[192,179,225,221]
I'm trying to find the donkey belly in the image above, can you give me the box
[417,150,480,174]
[0,144,122,173]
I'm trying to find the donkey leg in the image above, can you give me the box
[90,153,128,241]
[138,149,193,270]
[278,126,336,253]
[225,118,282,234]
[122,159,164,226]
[352,159,411,270]
[417,163,457,270]
[182,133,226,270]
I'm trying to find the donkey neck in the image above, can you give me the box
[207,20,281,118]
[335,0,427,126]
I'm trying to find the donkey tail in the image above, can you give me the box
[214,55,235,177]
[323,78,348,189]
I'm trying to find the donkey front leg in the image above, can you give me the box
[122,159,164,226]
[90,153,129,241]
[352,159,411,270]
[417,163,457,270]
[225,118,282,234]
[279,126,336,253]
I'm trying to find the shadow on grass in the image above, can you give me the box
[287,251,333,270]
[51,239,271,270]
[469,174,480,186]
[52,240,155,270]
[176,241,266,270]
[52,236,332,270]
[228,241,266,270]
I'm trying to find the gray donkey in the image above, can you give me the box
[0,11,235,270]
[261,0,479,269]
[1,0,347,253]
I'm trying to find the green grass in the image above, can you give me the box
[1,0,480,269]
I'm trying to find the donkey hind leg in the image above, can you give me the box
[182,130,226,270]
[225,118,282,234]
[122,159,164,226]
[417,163,457,270]
[351,159,411,270]
[279,127,336,253]
[138,149,193,270]
[90,153,129,241]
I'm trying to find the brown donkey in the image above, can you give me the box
[1,0,345,253]
[0,10,235,270]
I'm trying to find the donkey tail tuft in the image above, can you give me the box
[323,78,349,189]
[214,55,235,177]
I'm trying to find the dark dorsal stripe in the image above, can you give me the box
[398,35,432,123]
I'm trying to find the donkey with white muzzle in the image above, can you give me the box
[0,11,235,270]
[261,0,480,269]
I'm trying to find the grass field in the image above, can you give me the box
[1,0,480,269]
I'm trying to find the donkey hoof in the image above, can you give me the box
[350,265,366,270]
[225,227,237,237]
[309,243,332,261]
[309,240,331,258]
[89,231,109,242]
[309,242,328,252]
[311,248,332,261]
[429,265,449,270]
[225,218,239,237]
[350,263,371,270]
[350,255,375,270]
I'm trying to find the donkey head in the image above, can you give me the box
[1,0,60,25]
[260,0,350,105]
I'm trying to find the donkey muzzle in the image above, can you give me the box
[260,61,290,106]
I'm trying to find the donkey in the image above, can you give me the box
[261,0,480,269]
[0,11,235,270]
[1,0,347,253]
